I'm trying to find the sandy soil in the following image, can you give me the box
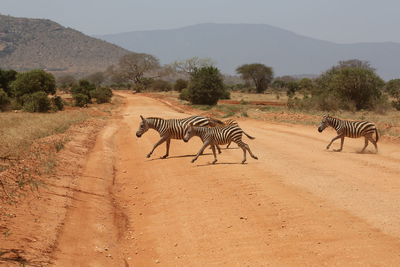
[47,92,400,266]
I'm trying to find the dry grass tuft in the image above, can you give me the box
[0,111,90,159]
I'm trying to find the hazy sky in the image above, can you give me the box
[2,0,399,43]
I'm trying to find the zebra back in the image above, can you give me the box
[192,124,244,145]
[147,115,222,139]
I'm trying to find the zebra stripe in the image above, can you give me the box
[183,124,258,164]
[318,115,379,152]
[136,115,222,158]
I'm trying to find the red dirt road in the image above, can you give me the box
[53,92,400,266]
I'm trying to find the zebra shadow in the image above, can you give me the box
[195,162,247,167]
[146,153,214,161]
[325,150,378,155]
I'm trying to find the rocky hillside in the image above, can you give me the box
[0,14,131,75]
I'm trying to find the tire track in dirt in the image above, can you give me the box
[52,122,128,266]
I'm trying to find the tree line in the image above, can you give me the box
[0,69,113,112]
[2,52,400,112]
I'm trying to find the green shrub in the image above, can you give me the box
[0,69,17,96]
[0,88,10,111]
[317,65,384,110]
[179,88,190,101]
[52,96,64,111]
[71,80,95,99]
[220,87,231,99]
[187,66,225,105]
[73,93,90,107]
[174,79,188,92]
[91,87,113,104]
[22,91,51,112]
[11,69,56,98]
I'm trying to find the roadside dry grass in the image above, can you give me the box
[0,111,90,159]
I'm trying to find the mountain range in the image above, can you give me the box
[98,23,400,80]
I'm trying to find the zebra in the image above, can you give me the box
[318,115,379,153]
[183,123,258,164]
[136,115,223,158]
[217,119,254,148]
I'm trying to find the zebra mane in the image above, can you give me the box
[145,117,165,121]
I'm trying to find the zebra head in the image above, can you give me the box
[136,115,149,137]
[183,123,195,143]
[318,115,330,132]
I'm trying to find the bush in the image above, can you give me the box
[174,79,188,92]
[52,96,64,111]
[73,93,90,107]
[220,87,231,99]
[0,69,17,97]
[149,79,172,92]
[71,80,96,99]
[317,65,384,110]
[11,69,56,99]
[179,88,190,101]
[0,88,10,111]
[91,87,113,104]
[22,91,51,112]
[187,66,225,105]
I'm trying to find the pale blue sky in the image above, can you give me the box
[1,0,399,43]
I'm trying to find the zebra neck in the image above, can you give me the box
[328,118,342,131]
[193,126,206,137]
[147,118,165,132]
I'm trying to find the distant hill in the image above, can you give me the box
[98,23,400,80]
[0,14,130,76]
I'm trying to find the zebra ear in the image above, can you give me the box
[140,115,145,121]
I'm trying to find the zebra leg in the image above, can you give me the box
[244,143,258,160]
[210,145,218,164]
[361,137,369,153]
[192,141,211,163]
[236,142,248,164]
[216,144,222,154]
[161,139,171,159]
[334,136,345,152]
[147,136,168,158]
[226,142,231,148]
[366,135,378,153]
[327,135,342,150]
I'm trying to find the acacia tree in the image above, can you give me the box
[170,57,215,75]
[117,53,160,89]
[236,63,274,93]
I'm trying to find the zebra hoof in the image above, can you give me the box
[191,159,196,163]
[212,160,217,164]
[161,155,168,159]
[333,149,342,152]
[253,156,258,160]
[241,160,246,164]
[146,154,151,158]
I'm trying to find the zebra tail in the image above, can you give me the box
[375,128,379,143]
[243,131,255,140]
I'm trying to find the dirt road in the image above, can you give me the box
[53,92,400,266]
